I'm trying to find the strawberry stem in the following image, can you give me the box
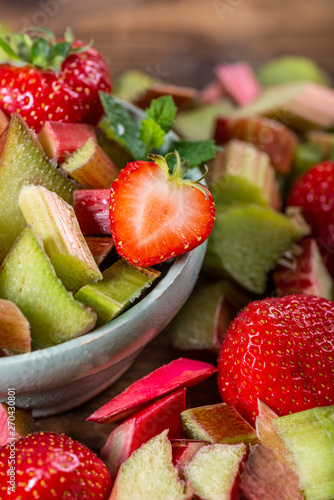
[0,27,92,73]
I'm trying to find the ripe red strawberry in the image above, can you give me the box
[0,28,111,131]
[217,295,334,425]
[110,152,215,267]
[288,161,334,275]
[0,431,112,499]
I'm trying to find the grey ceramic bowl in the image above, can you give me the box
[0,100,207,417]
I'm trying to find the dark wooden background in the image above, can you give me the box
[1,0,334,451]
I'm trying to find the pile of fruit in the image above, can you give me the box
[0,25,334,499]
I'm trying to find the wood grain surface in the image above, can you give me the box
[0,0,333,452]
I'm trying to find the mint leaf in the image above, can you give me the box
[146,96,177,133]
[170,139,221,168]
[99,92,144,159]
[139,118,165,157]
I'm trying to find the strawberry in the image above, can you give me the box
[110,152,215,267]
[217,294,334,425]
[0,431,112,499]
[0,28,111,131]
[287,161,334,275]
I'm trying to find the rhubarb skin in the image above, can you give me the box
[87,358,217,423]
[239,444,303,500]
[37,121,97,163]
[0,298,31,355]
[171,439,205,476]
[85,236,114,265]
[273,237,334,300]
[214,115,297,174]
[215,62,261,106]
[133,82,198,111]
[0,403,34,446]
[181,402,258,446]
[73,189,111,236]
[0,109,9,136]
[101,388,186,479]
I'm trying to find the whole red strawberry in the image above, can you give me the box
[110,152,215,267]
[0,431,112,499]
[288,161,334,275]
[0,28,111,131]
[217,295,334,425]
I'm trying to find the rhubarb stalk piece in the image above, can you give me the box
[88,358,217,423]
[0,403,35,446]
[171,439,205,475]
[272,406,334,500]
[74,259,160,327]
[215,62,260,106]
[273,237,334,300]
[183,443,247,500]
[209,139,282,210]
[133,82,198,112]
[214,115,297,174]
[0,227,96,349]
[0,298,31,354]
[19,185,102,292]
[0,114,75,259]
[37,121,97,163]
[239,444,303,500]
[73,189,110,236]
[101,388,186,479]
[85,236,114,265]
[306,130,334,160]
[0,109,9,135]
[109,430,192,500]
[60,137,119,189]
[181,403,258,446]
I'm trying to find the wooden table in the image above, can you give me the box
[1,0,334,452]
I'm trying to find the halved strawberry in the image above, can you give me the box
[110,152,215,267]
[0,431,112,498]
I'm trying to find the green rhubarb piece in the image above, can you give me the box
[306,130,334,160]
[210,140,280,209]
[181,403,258,446]
[75,260,161,327]
[0,227,96,349]
[204,204,307,294]
[19,185,102,292]
[184,443,247,500]
[171,281,236,354]
[0,114,75,259]
[174,99,234,140]
[113,70,156,103]
[292,143,324,181]
[272,406,334,500]
[257,56,331,87]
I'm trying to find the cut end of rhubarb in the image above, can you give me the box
[0,298,31,355]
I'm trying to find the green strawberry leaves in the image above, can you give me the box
[100,92,220,167]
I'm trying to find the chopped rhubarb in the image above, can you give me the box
[214,115,297,174]
[19,185,102,292]
[171,439,205,475]
[38,121,97,163]
[0,403,34,446]
[133,82,198,111]
[85,236,114,265]
[87,358,217,423]
[209,139,282,210]
[200,80,226,104]
[273,237,334,299]
[215,62,261,106]
[239,444,303,500]
[306,130,334,159]
[0,109,9,135]
[60,138,119,189]
[73,189,111,236]
[181,402,258,446]
[101,388,186,479]
[109,430,192,500]
[183,443,247,500]
[0,298,31,355]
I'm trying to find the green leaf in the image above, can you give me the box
[146,96,177,133]
[32,38,51,68]
[169,139,221,168]
[99,92,144,159]
[0,37,21,61]
[139,118,165,156]
[49,41,71,72]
